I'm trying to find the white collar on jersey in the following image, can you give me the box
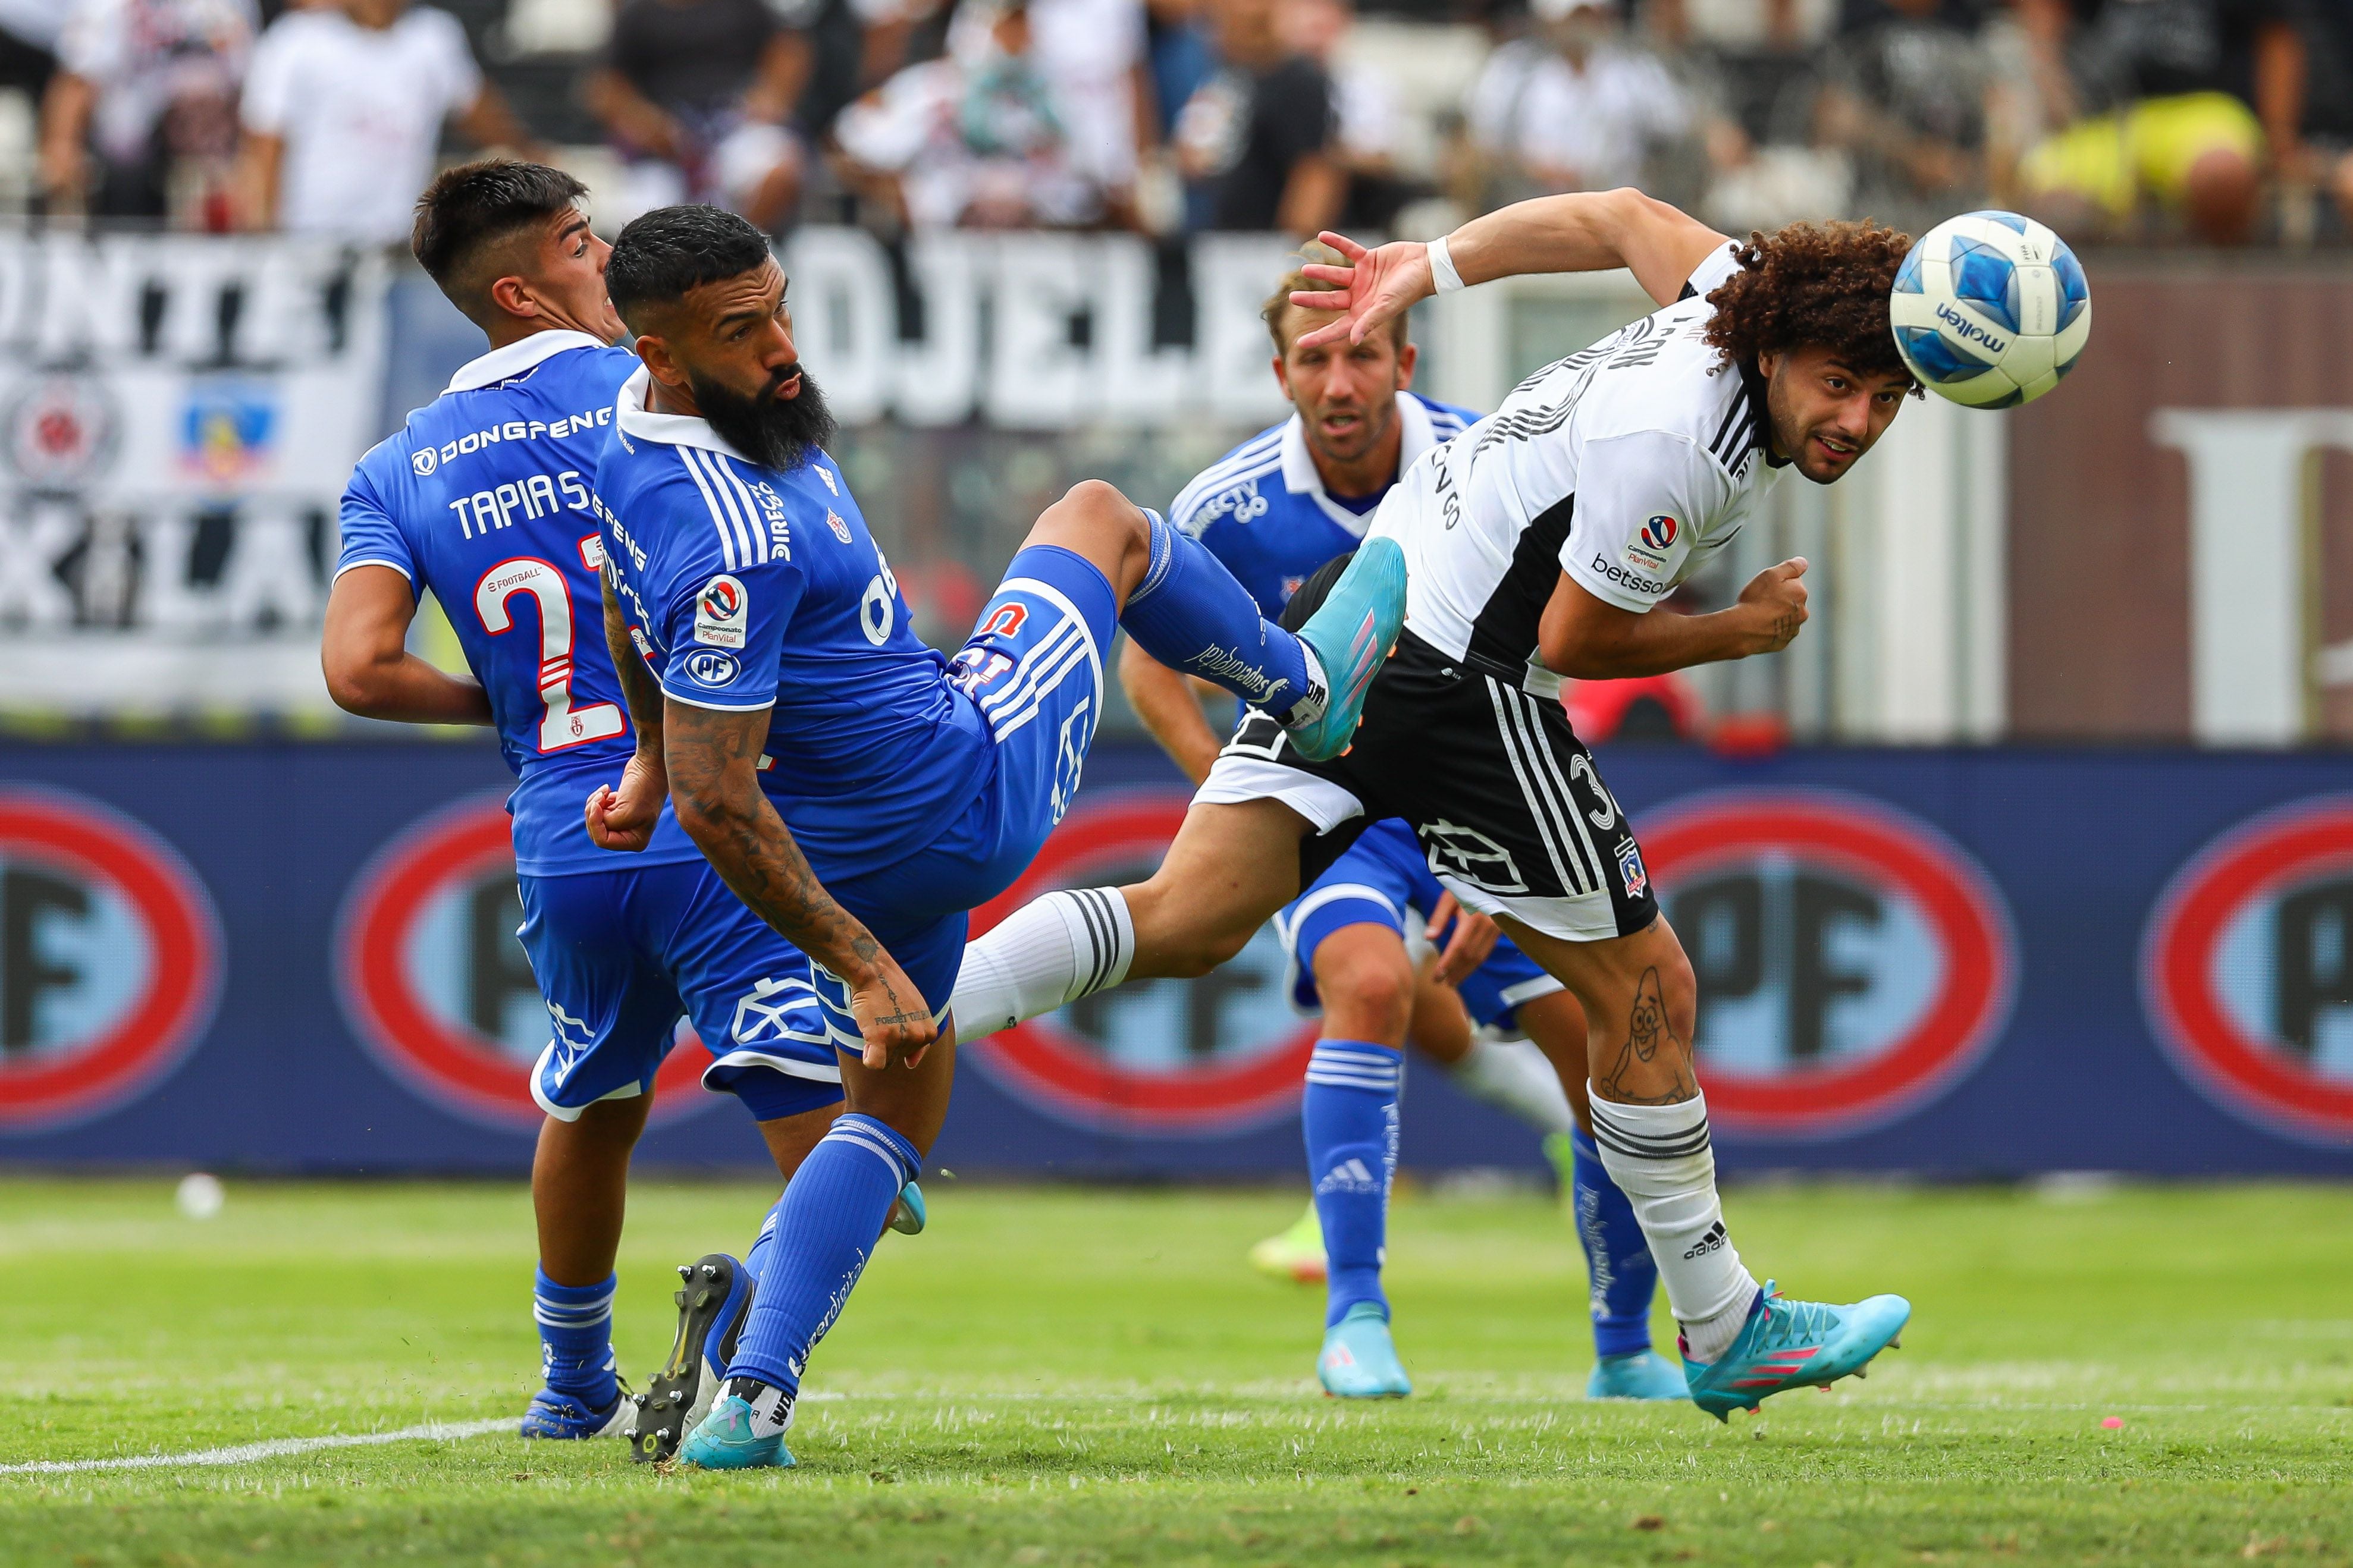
[1277,391,1439,536]
[442,329,611,395]
[610,363,755,462]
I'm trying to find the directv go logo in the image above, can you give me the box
[0,787,221,1132]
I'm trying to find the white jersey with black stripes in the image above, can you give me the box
[1367,243,1784,695]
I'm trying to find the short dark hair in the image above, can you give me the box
[1702,219,1920,392]
[605,206,773,331]
[411,159,588,322]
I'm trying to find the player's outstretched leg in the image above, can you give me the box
[1307,1037,1410,1398]
[1020,482,1404,762]
[1506,916,1910,1417]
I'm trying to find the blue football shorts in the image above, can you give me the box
[1273,818,1565,1033]
[805,542,1117,1051]
[519,857,845,1123]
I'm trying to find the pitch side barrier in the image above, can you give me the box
[0,739,2348,1179]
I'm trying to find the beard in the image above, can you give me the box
[692,363,837,473]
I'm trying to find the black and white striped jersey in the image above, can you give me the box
[1368,243,1784,695]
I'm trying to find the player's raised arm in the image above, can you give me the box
[663,696,938,1070]
[1291,190,1732,351]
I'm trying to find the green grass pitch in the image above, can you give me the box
[3,1177,2349,1566]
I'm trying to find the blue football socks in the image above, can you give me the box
[723,1115,921,1421]
[1571,1128,1659,1358]
[1303,1040,1403,1329]
[1121,511,1314,719]
[533,1268,619,1406]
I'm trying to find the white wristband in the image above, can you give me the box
[1426,234,1466,295]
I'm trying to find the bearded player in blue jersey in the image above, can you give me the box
[1124,262,1682,1402]
[321,162,917,1459]
[582,204,1407,1470]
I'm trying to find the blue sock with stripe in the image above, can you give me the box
[1571,1128,1658,1358]
[724,1114,920,1417]
[1303,1039,1403,1329]
[1121,511,1313,718]
[533,1268,618,1407]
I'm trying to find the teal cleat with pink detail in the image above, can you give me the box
[1681,1281,1911,1420]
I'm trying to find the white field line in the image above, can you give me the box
[0,1417,511,1476]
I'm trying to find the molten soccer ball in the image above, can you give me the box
[1890,211,2090,409]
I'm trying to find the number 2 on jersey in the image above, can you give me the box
[474,557,626,753]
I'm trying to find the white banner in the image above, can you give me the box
[0,232,388,718]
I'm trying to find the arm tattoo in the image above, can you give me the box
[603,567,666,752]
[664,699,887,984]
[1592,966,1699,1105]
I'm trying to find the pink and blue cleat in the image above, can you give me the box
[679,1390,796,1470]
[1287,537,1407,761]
[1317,1302,1413,1399]
[1681,1281,1911,1420]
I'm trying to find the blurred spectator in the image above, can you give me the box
[986,0,1159,221]
[1278,0,1415,228]
[585,0,808,232]
[40,0,255,226]
[1147,0,1216,142]
[835,0,1102,227]
[0,1,60,100]
[1172,0,1344,232]
[2012,0,2308,243]
[1463,0,1691,200]
[1814,0,1993,231]
[239,0,534,243]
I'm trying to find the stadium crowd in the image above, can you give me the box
[0,0,2346,247]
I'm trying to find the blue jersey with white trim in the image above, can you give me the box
[596,365,990,872]
[334,331,701,877]
[1170,390,1477,617]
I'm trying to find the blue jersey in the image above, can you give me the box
[335,332,701,878]
[596,365,990,873]
[1169,390,1476,618]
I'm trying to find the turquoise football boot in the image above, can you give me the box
[679,1393,796,1470]
[1586,1349,1690,1401]
[1682,1281,1911,1421]
[888,1179,927,1236]
[1286,536,1407,761]
[1317,1302,1412,1399]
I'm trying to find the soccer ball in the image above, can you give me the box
[1890,211,2090,409]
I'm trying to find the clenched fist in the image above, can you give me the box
[1734,558,1809,656]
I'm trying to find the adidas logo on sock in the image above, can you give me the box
[1682,1221,1728,1261]
[1316,1158,1380,1195]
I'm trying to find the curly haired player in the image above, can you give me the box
[952,191,1918,1418]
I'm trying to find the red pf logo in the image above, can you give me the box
[1641,515,1679,550]
[0,788,221,1132]
[336,797,710,1129]
[2144,797,2353,1145]
[1642,791,2015,1138]
[965,792,1318,1134]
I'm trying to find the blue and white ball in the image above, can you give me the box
[1890,211,2090,409]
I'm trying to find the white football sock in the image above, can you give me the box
[1586,1090,1759,1363]
[1445,1034,1576,1136]
[949,888,1135,1037]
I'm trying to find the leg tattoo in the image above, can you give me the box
[1593,967,1698,1105]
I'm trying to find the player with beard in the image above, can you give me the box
[584,204,1408,1468]
[321,161,920,1459]
[952,190,1916,1418]
[1128,262,1681,1401]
